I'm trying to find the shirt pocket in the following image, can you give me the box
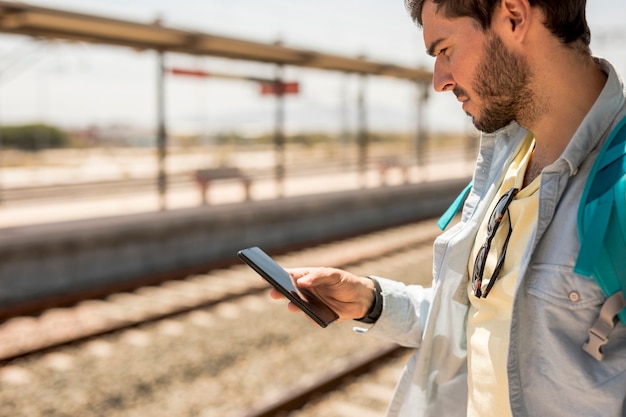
[525,263,626,390]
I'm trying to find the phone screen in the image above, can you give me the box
[237,247,339,327]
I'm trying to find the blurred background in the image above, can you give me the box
[0,2,625,417]
[0,0,622,227]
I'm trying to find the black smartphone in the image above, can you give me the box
[237,246,339,328]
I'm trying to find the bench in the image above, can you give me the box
[192,167,251,205]
[376,157,410,185]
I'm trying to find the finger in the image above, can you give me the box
[285,268,324,288]
[295,268,339,288]
[269,289,302,314]
[285,267,313,280]
[269,288,284,300]
[287,302,301,313]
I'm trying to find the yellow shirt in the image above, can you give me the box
[467,135,540,417]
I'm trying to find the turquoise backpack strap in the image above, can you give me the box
[437,181,473,230]
[575,116,626,360]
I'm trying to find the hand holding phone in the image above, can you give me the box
[237,247,339,328]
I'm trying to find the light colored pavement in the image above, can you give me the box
[0,158,473,229]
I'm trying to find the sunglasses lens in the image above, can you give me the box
[472,188,518,299]
[487,190,513,233]
[472,245,487,296]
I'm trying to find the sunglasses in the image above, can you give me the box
[471,187,519,298]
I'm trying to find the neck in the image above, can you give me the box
[522,53,606,172]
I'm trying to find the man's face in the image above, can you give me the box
[470,33,533,132]
[422,1,534,133]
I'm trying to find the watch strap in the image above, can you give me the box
[355,276,383,324]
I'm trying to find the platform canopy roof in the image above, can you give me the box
[0,0,432,82]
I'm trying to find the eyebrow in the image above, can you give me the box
[426,38,445,57]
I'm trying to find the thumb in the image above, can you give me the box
[293,268,340,289]
[285,268,318,288]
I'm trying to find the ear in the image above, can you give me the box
[492,0,532,42]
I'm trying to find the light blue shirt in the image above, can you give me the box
[364,58,626,417]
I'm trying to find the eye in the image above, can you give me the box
[438,47,448,57]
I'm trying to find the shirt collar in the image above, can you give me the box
[560,57,626,176]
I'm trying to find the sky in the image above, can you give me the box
[1,0,625,136]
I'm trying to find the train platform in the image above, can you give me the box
[0,154,473,314]
[0,157,474,229]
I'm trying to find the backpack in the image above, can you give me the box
[574,116,626,360]
[437,117,626,361]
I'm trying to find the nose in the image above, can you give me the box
[433,57,455,93]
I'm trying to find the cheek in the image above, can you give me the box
[453,36,486,91]
[449,56,477,94]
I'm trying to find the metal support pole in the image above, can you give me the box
[0,74,3,206]
[357,73,368,188]
[0,72,3,206]
[274,63,285,197]
[340,72,350,165]
[156,50,167,210]
[416,82,429,169]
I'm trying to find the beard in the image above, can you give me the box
[463,33,537,133]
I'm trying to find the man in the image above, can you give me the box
[273,0,626,415]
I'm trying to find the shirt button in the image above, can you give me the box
[568,291,581,303]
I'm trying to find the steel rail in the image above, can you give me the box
[0,283,270,366]
[241,344,407,417]
[0,221,438,365]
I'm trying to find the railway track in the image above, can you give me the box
[0,218,442,417]
[241,344,411,417]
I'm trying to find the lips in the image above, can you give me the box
[457,95,469,110]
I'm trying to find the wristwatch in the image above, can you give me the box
[355,276,383,324]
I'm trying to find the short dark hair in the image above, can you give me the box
[405,0,590,51]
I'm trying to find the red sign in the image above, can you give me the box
[260,81,299,95]
[169,68,210,78]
